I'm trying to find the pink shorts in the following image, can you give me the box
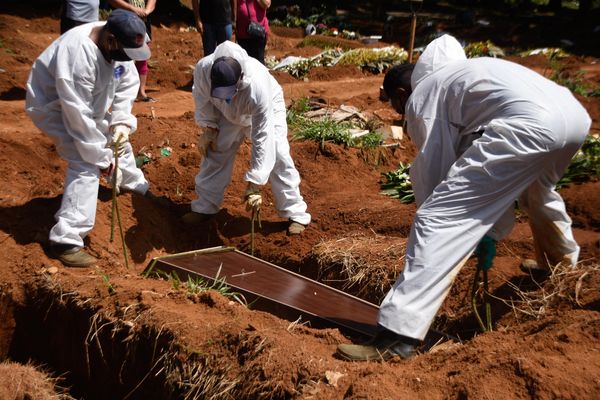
[135,60,149,76]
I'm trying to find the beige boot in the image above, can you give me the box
[336,329,417,362]
[287,221,307,235]
[54,247,97,267]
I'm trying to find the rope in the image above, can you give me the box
[110,139,130,269]
[471,266,493,332]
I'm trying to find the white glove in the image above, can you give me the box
[244,183,262,221]
[102,164,123,194]
[245,193,262,212]
[111,124,131,144]
[110,124,131,157]
[198,127,218,158]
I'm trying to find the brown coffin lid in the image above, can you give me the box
[144,246,379,336]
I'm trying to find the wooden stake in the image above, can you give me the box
[408,12,417,63]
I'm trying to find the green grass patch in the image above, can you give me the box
[287,98,383,149]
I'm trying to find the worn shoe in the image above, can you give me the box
[52,245,97,268]
[144,190,170,208]
[182,211,216,225]
[520,259,550,277]
[336,329,417,362]
[137,96,157,103]
[287,220,307,235]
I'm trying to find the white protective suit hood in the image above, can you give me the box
[411,34,467,90]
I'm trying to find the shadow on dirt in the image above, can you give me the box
[437,273,553,341]
[0,87,26,101]
[0,196,59,247]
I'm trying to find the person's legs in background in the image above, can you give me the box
[135,60,155,102]
[217,23,233,44]
[237,37,266,64]
[137,18,155,102]
[202,23,233,56]
[202,23,218,56]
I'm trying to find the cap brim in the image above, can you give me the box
[123,43,151,61]
[211,85,237,100]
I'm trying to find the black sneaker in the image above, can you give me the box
[336,329,418,361]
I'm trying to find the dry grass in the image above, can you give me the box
[312,232,406,302]
[499,261,600,321]
[0,361,74,400]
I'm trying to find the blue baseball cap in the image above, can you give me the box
[106,9,151,61]
[211,57,242,100]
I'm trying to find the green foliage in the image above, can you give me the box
[275,48,343,78]
[148,267,247,306]
[337,47,409,73]
[380,162,415,204]
[274,47,407,78]
[186,275,247,306]
[549,56,598,98]
[588,87,600,98]
[557,135,600,189]
[464,41,505,58]
[297,37,350,50]
[359,131,384,149]
[291,116,355,147]
[271,15,307,28]
[288,98,384,149]
[288,97,311,117]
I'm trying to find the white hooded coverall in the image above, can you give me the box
[191,41,311,225]
[378,35,591,340]
[26,22,149,248]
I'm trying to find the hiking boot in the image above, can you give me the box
[336,329,417,362]
[182,211,215,225]
[287,220,307,236]
[52,245,97,268]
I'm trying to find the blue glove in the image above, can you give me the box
[475,235,497,271]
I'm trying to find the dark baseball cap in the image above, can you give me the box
[106,9,151,61]
[210,57,242,100]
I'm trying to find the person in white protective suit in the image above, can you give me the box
[337,34,591,361]
[184,40,311,235]
[26,9,154,267]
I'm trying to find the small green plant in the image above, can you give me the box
[169,271,182,290]
[149,265,247,306]
[380,162,415,204]
[356,118,384,149]
[286,97,312,126]
[185,275,247,306]
[359,131,384,149]
[557,135,600,189]
[98,270,116,295]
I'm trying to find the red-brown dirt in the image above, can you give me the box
[0,4,599,400]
